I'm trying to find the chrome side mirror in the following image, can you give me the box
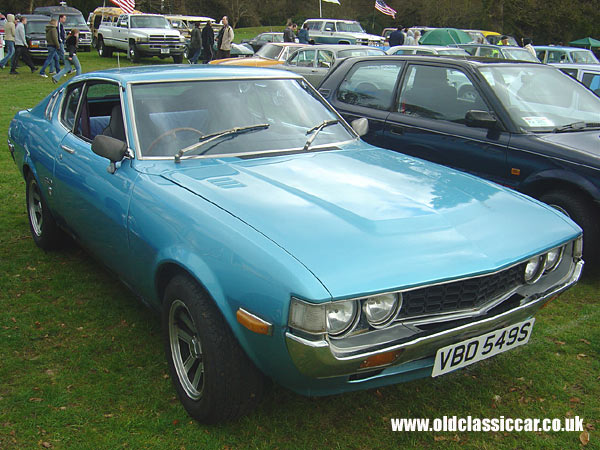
[351,118,369,137]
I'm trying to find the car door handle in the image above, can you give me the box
[389,126,404,135]
[61,145,75,154]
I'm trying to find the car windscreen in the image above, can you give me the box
[336,22,364,33]
[437,49,470,55]
[479,65,600,131]
[63,14,87,27]
[337,48,385,58]
[571,51,599,64]
[26,21,46,34]
[256,44,283,59]
[130,16,171,29]
[501,48,539,62]
[131,78,353,158]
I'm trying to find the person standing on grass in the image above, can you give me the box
[10,16,36,75]
[188,21,202,64]
[52,29,80,83]
[39,18,60,77]
[57,14,66,65]
[216,16,234,60]
[201,21,214,63]
[298,23,309,44]
[0,14,16,69]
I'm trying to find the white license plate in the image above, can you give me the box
[161,48,170,54]
[432,319,534,377]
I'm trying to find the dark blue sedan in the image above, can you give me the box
[319,56,600,263]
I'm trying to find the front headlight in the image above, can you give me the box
[326,301,358,335]
[524,255,546,284]
[545,246,564,272]
[362,293,400,327]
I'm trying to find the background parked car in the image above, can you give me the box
[23,14,50,61]
[386,45,469,56]
[277,44,385,86]
[319,55,600,262]
[455,43,540,62]
[482,31,518,46]
[89,7,142,48]
[534,45,599,64]
[211,42,306,66]
[552,63,600,96]
[303,19,384,46]
[242,32,284,52]
[34,4,92,51]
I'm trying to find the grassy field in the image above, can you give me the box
[0,41,598,449]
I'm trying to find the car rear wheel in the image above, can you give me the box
[162,274,264,423]
[26,174,64,250]
[539,189,599,263]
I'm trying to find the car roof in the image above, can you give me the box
[34,5,83,15]
[22,14,52,21]
[301,44,383,52]
[332,54,544,68]
[72,65,303,84]
[390,45,460,51]
[533,45,592,51]
[304,18,359,23]
[550,63,600,71]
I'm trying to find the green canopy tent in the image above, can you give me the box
[419,28,473,46]
[569,37,600,49]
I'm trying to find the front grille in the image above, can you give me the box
[399,264,525,318]
[149,35,180,44]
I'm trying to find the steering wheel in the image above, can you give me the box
[146,127,204,156]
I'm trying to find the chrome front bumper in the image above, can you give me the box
[286,260,583,379]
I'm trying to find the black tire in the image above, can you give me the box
[25,174,64,250]
[172,54,183,64]
[97,38,112,58]
[162,274,264,423]
[128,42,140,63]
[539,189,599,263]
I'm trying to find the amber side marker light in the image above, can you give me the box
[360,349,404,369]
[236,308,273,335]
[511,168,521,176]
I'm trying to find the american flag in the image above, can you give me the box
[374,0,397,18]
[109,0,136,14]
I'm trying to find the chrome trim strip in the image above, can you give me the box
[285,260,583,378]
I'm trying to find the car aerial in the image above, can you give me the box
[34,4,93,51]
[551,63,600,96]
[242,32,285,52]
[8,65,583,423]
[210,42,306,67]
[23,14,51,61]
[386,45,469,56]
[276,44,385,86]
[534,45,600,64]
[303,19,384,46]
[319,55,600,262]
[454,43,540,62]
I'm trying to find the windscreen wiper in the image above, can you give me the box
[303,119,338,151]
[552,121,600,133]
[174,124,270,162]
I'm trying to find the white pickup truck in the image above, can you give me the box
[97,13,186,63]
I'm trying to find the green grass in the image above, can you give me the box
[0,44,598,449]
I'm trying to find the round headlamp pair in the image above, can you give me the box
[524,245,565,284]
[326,293,401,336]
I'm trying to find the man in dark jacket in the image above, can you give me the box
[188,22,202,64]
[389,25,405,47]
[201,21,214,63]
[39,18,60,77]
[57,14,66,64]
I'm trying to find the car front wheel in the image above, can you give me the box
[128,42,140,62]
[540,189,599,264]
[26,174,63,250]
[162,274,264,423]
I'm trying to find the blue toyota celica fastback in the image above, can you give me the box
[8,65,583,423]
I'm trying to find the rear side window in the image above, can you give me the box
[337,62,403,110]
[61,84,83,130]
[582,72,600,94]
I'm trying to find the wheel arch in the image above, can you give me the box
[520,169,600,206]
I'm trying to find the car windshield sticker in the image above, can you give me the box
[523,117,554,127]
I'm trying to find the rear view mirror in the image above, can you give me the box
[351,118,369,137]
[465,110,497,129]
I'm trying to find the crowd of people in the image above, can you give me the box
[0,12,82,80]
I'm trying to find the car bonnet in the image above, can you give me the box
[159,147,580,299]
